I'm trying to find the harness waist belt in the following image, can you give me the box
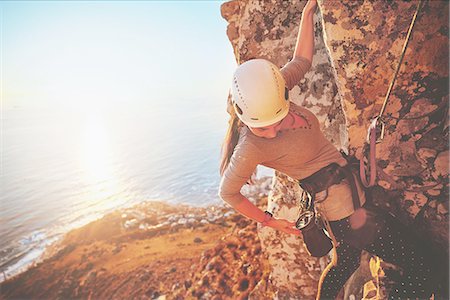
[299,163,361,210]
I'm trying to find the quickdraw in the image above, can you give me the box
[359,0,425,188]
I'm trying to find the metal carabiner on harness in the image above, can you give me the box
[300,190,313,210]
[295,210,315,230]
[296,191,315,230]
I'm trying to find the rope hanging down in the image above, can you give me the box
[318,3,426,298]
[360,0,425,188]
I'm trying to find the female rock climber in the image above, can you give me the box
[218,0,437,299]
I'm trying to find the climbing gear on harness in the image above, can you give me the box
[300,163,361,210]
[360,0,424,187]
[231,59,290,128]
[295,190,314,231]
[295,209,315,230]
[296,190,333,257]
[296,162,362,257]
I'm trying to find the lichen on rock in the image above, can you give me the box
[221,0,448,298]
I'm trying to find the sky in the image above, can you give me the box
[0,1,237,112]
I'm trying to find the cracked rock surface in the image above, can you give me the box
[222,0,448,298]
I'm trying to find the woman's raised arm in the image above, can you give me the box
[293,0,317,63]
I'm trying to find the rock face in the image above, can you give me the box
[320,0,448,245]
[221,0,448,298]
[222,1,347,298]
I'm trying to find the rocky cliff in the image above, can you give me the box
[221,0,448,298]
[0,181,274,300]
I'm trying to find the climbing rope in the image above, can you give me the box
[316,3,433,299]
[360,0,426,188]
[315,218,339,300]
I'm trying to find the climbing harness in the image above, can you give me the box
[296,161,362,260]
[360,0,425,188]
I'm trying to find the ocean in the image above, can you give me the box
[0,100,272,281]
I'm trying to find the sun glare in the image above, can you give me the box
[80,111,123,209]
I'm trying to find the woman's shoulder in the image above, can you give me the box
[237,126,262,149]
[238,126,273,155]
[289,102,320,127]
[232,127,267,164]
[289,101,302,111]
[289,102,314,116]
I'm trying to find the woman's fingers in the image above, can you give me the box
[281,220,302,236]
[290,228,302,236]
[285,227,302,236]
[285,220,298,228]
[269,219,302,236]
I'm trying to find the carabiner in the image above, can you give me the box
[295,210,315,230]
[367,116,385,144]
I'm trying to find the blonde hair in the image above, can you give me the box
[219,109,242,176]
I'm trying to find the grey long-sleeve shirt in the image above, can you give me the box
[219,57,365,221]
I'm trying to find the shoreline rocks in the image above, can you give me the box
[0,177,273,299]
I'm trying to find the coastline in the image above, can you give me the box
[0,178,273,299]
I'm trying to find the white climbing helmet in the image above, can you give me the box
[231,59,289,128]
